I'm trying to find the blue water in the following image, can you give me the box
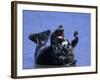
[23,10,91,69]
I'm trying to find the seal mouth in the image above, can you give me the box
[55,25,64,38]
[56,29,64,41]
[53,26,65,43]
[57,36,63,39]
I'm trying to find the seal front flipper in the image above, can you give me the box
[71,31,79,48]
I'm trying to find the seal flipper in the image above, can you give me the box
[71,31,79,48]
[29,30,51,61]
[29,30,51,46]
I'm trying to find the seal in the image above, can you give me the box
[29,25,79,67]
